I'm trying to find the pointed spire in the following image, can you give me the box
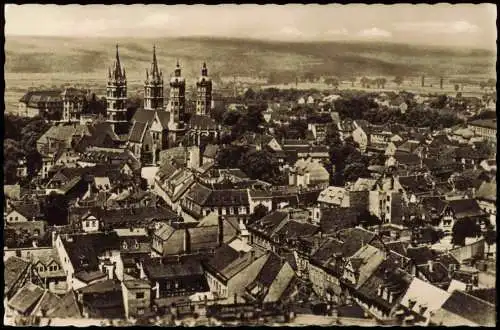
[122,67,126,80]
[112,44,123,80]
[175,60,181,77]
[151,44,160,80]
[201,62,208,77]
[108,67,111,79]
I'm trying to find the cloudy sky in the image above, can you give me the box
[5,4,497,49]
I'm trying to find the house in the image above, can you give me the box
[44,290,83,318]
[18,89,65,118]
[243,252,297,303]
[31,248,67,294]
[77,279,125,319]
[122,278,152,319]
[4,257,31,300]
[288,159,330,189]
[144,259,208,298]
[317,186,349,208]
[317,207,360,234]
[341,244,386,292]
[429,290,496,326]
[352,120,370,152]
[248,189,273,213]
[352,259,413,322]
[479,159,496,173]
[203,144,219,165]
[7,283,45,317]
[398,276,451,325]
[54,232,122,291]
[180,183,250,222]
[31,290,62,317]
[203,247,269,302]
[467,119,496,142]
[439,199,487,234]
[154,161,196,212]
[398,175,434,204]
[475,181,496,227]
[5,203,42,223]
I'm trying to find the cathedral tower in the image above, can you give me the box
[167,61,187,145]
[168,60,186,126]
[195,62,212,116]
[106,45,128,135]
[144,45,164,111]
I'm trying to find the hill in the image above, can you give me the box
[5,36,496,80]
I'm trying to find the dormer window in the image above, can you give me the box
[408,299,417,310]
[122,241,128,250]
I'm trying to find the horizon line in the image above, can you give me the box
[5,34,495,52]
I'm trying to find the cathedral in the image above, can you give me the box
[106,45,220,165]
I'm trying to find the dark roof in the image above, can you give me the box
[94,206,179,227]
[132,109,156,124]
[446,199,484,218]
[46,291,82,318]
[406,246,436,265]
[11,202,42,220]
[128,121,148,143]
[441,290,496,326]
[8,283,45,314]
[336,227,380,257]
[298,190,322,206]
[274,220,319,241]
[203,144,219,158]
[204,244,241,273]
[78,279,122,294]
[398,175,433,195]
[248,211,288,237]
[320,207,359,234]
[62,232,121,273]
[467,288,496,305]
[189,114,218,130]
[385,241,410,257]
[468,119,497,130]
[4,257,30,295]
[357,259,413,311]
[393,152,421,166]
[251,252,284,287]
[310,237,344,275]
[144,259,204,280]
[74,270,108,283]
[416,262,450,284]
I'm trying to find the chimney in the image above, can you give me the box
[250,250,256,261]
[427,260,433,273]
[377,284,383,296]
[234,293,238,304]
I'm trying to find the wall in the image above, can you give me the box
[227,254,268,297]
[54,235,75,291]
[162,229,186,256]
[122,283,151,319]
[449,238,485,263]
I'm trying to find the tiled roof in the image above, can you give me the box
[189,114,218,130]
[205,244,241,273]
[320,207,359,234]
[8,283,45,314]
[203,144,219,158]
[440,290,496,326]
[31,290,61,316]
[468,119,497,130]
[46,290,82,318]
[11,202,42,220]
[476,181,496,202]
[132,109,156,124]
[128,121,148,143]
[144,259,204,280]
[4,256,30,295]
[446,199,484,219]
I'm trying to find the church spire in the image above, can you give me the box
[113,44,124,80]
[150,44,160,80]
[201,62,208,77]
[175,60,181,77]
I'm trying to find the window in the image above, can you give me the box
[136,292,145,299]
[84,221,88,228]
[92,220,96,227]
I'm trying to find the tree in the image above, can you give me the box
[43,192,69,226]
[240,149,283,184]
[393,76,403,87]
[452,218,481,247]
[216,145,248,169]
[358,210,381,227]
[248,204,269,225]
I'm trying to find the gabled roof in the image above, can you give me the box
[400,277,451,319]
[4,256,30,295]
[446,199,484,219]
[437,290,496,326]
[10,202,42,220]
[143,259,204,280]
[8,283,45,314]
[128,121,148,143]
[46,290,82,318]
[320,207,359,234]
[348,244,386,289]
[476,181,496,202]
[31,290,61,316]
[189,114,218,130]
[132,109,156,124]
[203,144,219,159]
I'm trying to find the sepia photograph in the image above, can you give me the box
[3,3,497,326]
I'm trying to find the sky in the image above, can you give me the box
[5,4,497,50]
